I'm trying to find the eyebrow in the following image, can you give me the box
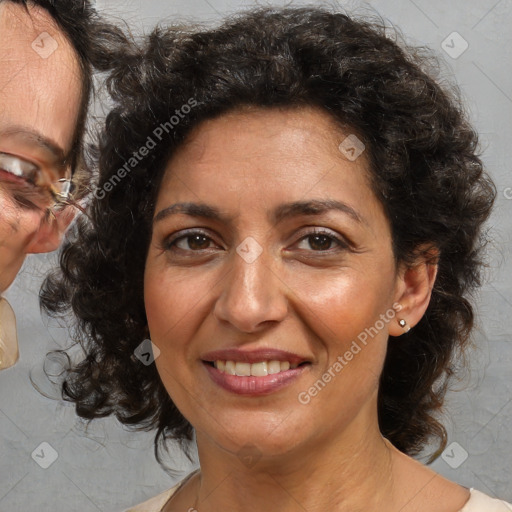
[0,125,68,167]
[154,199,365,225]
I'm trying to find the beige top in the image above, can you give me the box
[124,475,512,512]
[0,297,18,371]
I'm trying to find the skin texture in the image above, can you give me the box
[144,107,470,512]
[0,2,80,292]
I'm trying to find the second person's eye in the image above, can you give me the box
[0,152,41,187]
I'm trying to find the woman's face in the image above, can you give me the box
[145,107,406,460]
[0,2,81,292]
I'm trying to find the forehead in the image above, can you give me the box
[0,2,82,153]
[162,107,373,200]
[157,107,390,245]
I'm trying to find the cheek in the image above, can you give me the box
[145,269,213,420]
[0,195,43,248]
[144,264,210,334]
[284,265,395,405]
[0,194,22,235]
[144,265,216,383]
[286,272,393,429]
[288,265,395,347]
[0,199,42,291]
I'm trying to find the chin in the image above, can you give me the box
[205,420,308,463]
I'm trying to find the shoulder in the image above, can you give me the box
[122,470,199,512]
[123,486,178,512]
[460,489,512,512]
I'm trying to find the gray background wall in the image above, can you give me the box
[0,0,511,510]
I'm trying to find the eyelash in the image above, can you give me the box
[163,228,350,255]
[0,162,52,211]
[0,154,41,185]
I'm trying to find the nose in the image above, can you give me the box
[213,245,289,334]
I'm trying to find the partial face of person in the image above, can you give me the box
[145,107,408,460]
[0,2,81,292]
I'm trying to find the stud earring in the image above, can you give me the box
[398,319,411,333]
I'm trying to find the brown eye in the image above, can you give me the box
[165,230,218,252]
[179,234,212,251]
[306,234,334,251]
[295,229,348,252]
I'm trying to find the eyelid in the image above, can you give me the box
[0,151,69,189]
[0,151,72,211]
[0,151,39,176]
[162,226,353,253]
[164,228,221,250]
[293,227,352,253]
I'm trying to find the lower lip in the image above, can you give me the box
[203,362,308,396]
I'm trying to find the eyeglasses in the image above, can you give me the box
[0,151,71,211]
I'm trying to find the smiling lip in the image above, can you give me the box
[201,348,311,396]
[201,348,308,365]
[204,363,308,395]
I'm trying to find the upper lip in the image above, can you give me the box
[201,348,310,365]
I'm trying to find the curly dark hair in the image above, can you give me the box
[2,0,130,198]
[40,6,496,465]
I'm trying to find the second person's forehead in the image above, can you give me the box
[0,2,82,82]
[0,5,82,157]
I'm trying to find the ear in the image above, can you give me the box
[389,245,439,337]
[26,206,76,254]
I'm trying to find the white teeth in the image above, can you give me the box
[251,361,268,377]
[214,360,299,375]
[225,360,236,375]
[268,360,281,374]
[235,362,251,376]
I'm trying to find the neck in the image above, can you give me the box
[192,412,396,512]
